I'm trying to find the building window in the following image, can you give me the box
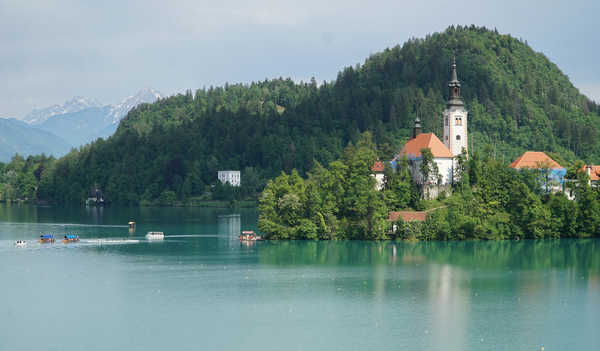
[445,135,448,141]
[455,117,462,126]
[456,135,461,140]
[445,118,448,126]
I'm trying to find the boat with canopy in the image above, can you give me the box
[39,234,55,243]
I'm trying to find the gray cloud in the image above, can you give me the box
[1,0,598,117]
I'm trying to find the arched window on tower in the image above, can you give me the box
[456,135,461,141]
[445,117,448,126]
[455,117,462,126]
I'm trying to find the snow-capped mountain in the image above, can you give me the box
[106,88,162,124]
[23,96,102,125]
[22,88,163,147]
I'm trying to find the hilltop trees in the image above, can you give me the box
[20,25,600,204]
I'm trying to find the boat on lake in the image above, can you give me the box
[62,234,79,243]
[145,231,165,240]
[239,230,262,241]
[15,240,27,247]
[39,234,55,243]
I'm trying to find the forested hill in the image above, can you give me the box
[37,25,600,204]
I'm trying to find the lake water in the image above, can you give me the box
[0,204,598,351]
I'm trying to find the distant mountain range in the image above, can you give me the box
[0,88,162,162]
[0,118,72,162]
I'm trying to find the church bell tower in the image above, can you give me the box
[443,58,468,157]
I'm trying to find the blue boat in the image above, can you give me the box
[39,234,55,243]
[62,234,79,243]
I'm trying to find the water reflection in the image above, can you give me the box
[0,204,599,350]
[255,240,600,275]
[217,214,240,237]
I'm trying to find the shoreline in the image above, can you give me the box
[0,199,258,208]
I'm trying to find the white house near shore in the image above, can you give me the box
[218,170,241,187]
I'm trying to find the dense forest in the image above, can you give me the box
[258,132,600,240]
[2,25,599,205]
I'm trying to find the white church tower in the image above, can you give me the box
[443,58,468,157]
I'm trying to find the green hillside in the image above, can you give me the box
[35,25,600,204]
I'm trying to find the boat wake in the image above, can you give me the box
[164,234,219,238]
[0,222,128,228]
[83,239,140,245]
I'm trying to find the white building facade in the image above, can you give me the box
[218,170,241,187]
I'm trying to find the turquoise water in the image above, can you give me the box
[0,204,598,350]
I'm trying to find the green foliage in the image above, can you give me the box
[30,25,599,205]
[388,150,600,241]
[259,132,389,240]
[0,154,56,202]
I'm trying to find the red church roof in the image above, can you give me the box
[388,211,427,222]
[399,133,453,159]
[509,152,563,169]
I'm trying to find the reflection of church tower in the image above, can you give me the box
[443,58,468,157]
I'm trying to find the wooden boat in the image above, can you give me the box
[39,234,55,243]
[62,234,79,243]
[145,231,165,240]
[239,230,262,241]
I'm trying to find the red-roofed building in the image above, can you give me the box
[388,211,427,222]
[509,152,563,169]
[371,159,386,190]
[390,60,468,193]
[371,160,385,172]
[580,165,600,186]
[510,151,567,193]
[399,133,454,159]
[388,211,427,232]
[396,124,456,187]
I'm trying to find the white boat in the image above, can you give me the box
[15,240,27,247]
[145,231,165,240]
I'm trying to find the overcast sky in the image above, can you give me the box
[1,0,598,118]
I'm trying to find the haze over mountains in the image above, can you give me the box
[0,88,162,161]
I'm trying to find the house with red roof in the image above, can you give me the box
[370,159,386,190]
[580,165,600,187]
[388,211,427,232]
[509,151,567,193]
[509,152,563,169]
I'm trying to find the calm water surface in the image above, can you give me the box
[0,204,598,351]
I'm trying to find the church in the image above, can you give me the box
[385,59,468,196]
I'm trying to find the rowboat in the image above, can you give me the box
[62,234,79,243]
[239,230,262,241]
[39,234,55,243]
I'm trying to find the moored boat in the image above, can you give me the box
[145,231,165,240]
[39,234,55,243]
[15,240,27,247]
[62,234,79,243]
[239,230,262,241]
